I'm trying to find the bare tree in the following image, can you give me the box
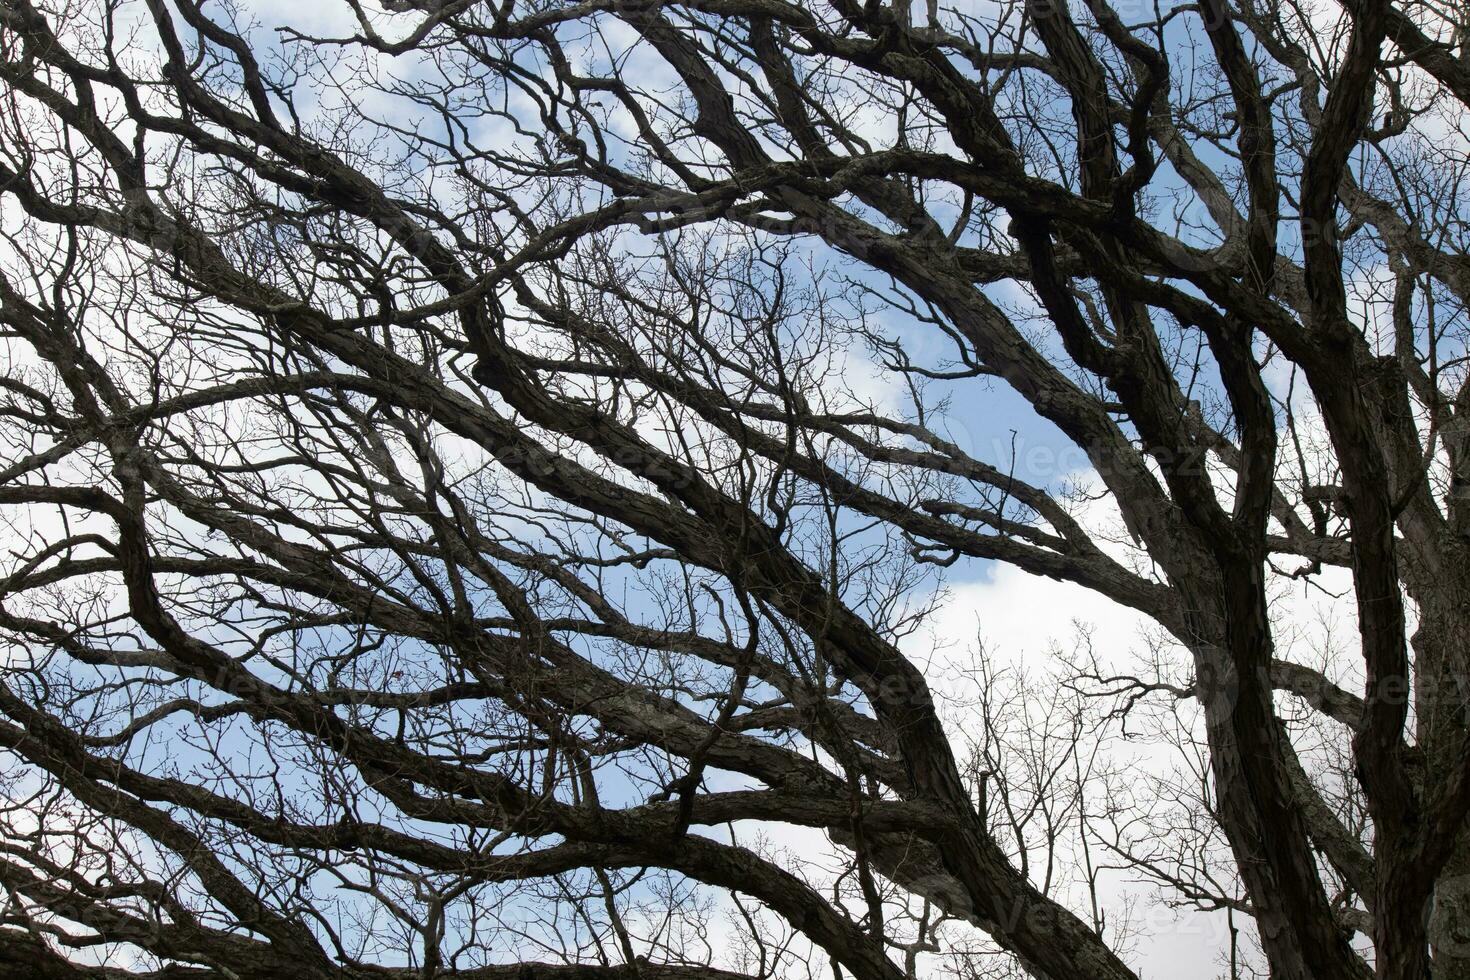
[0,0,1467,977]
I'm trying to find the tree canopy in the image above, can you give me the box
[1,0,1469,978]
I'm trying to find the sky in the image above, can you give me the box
[4,0,1423,975]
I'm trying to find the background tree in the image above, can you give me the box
[0,0,1467,977]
